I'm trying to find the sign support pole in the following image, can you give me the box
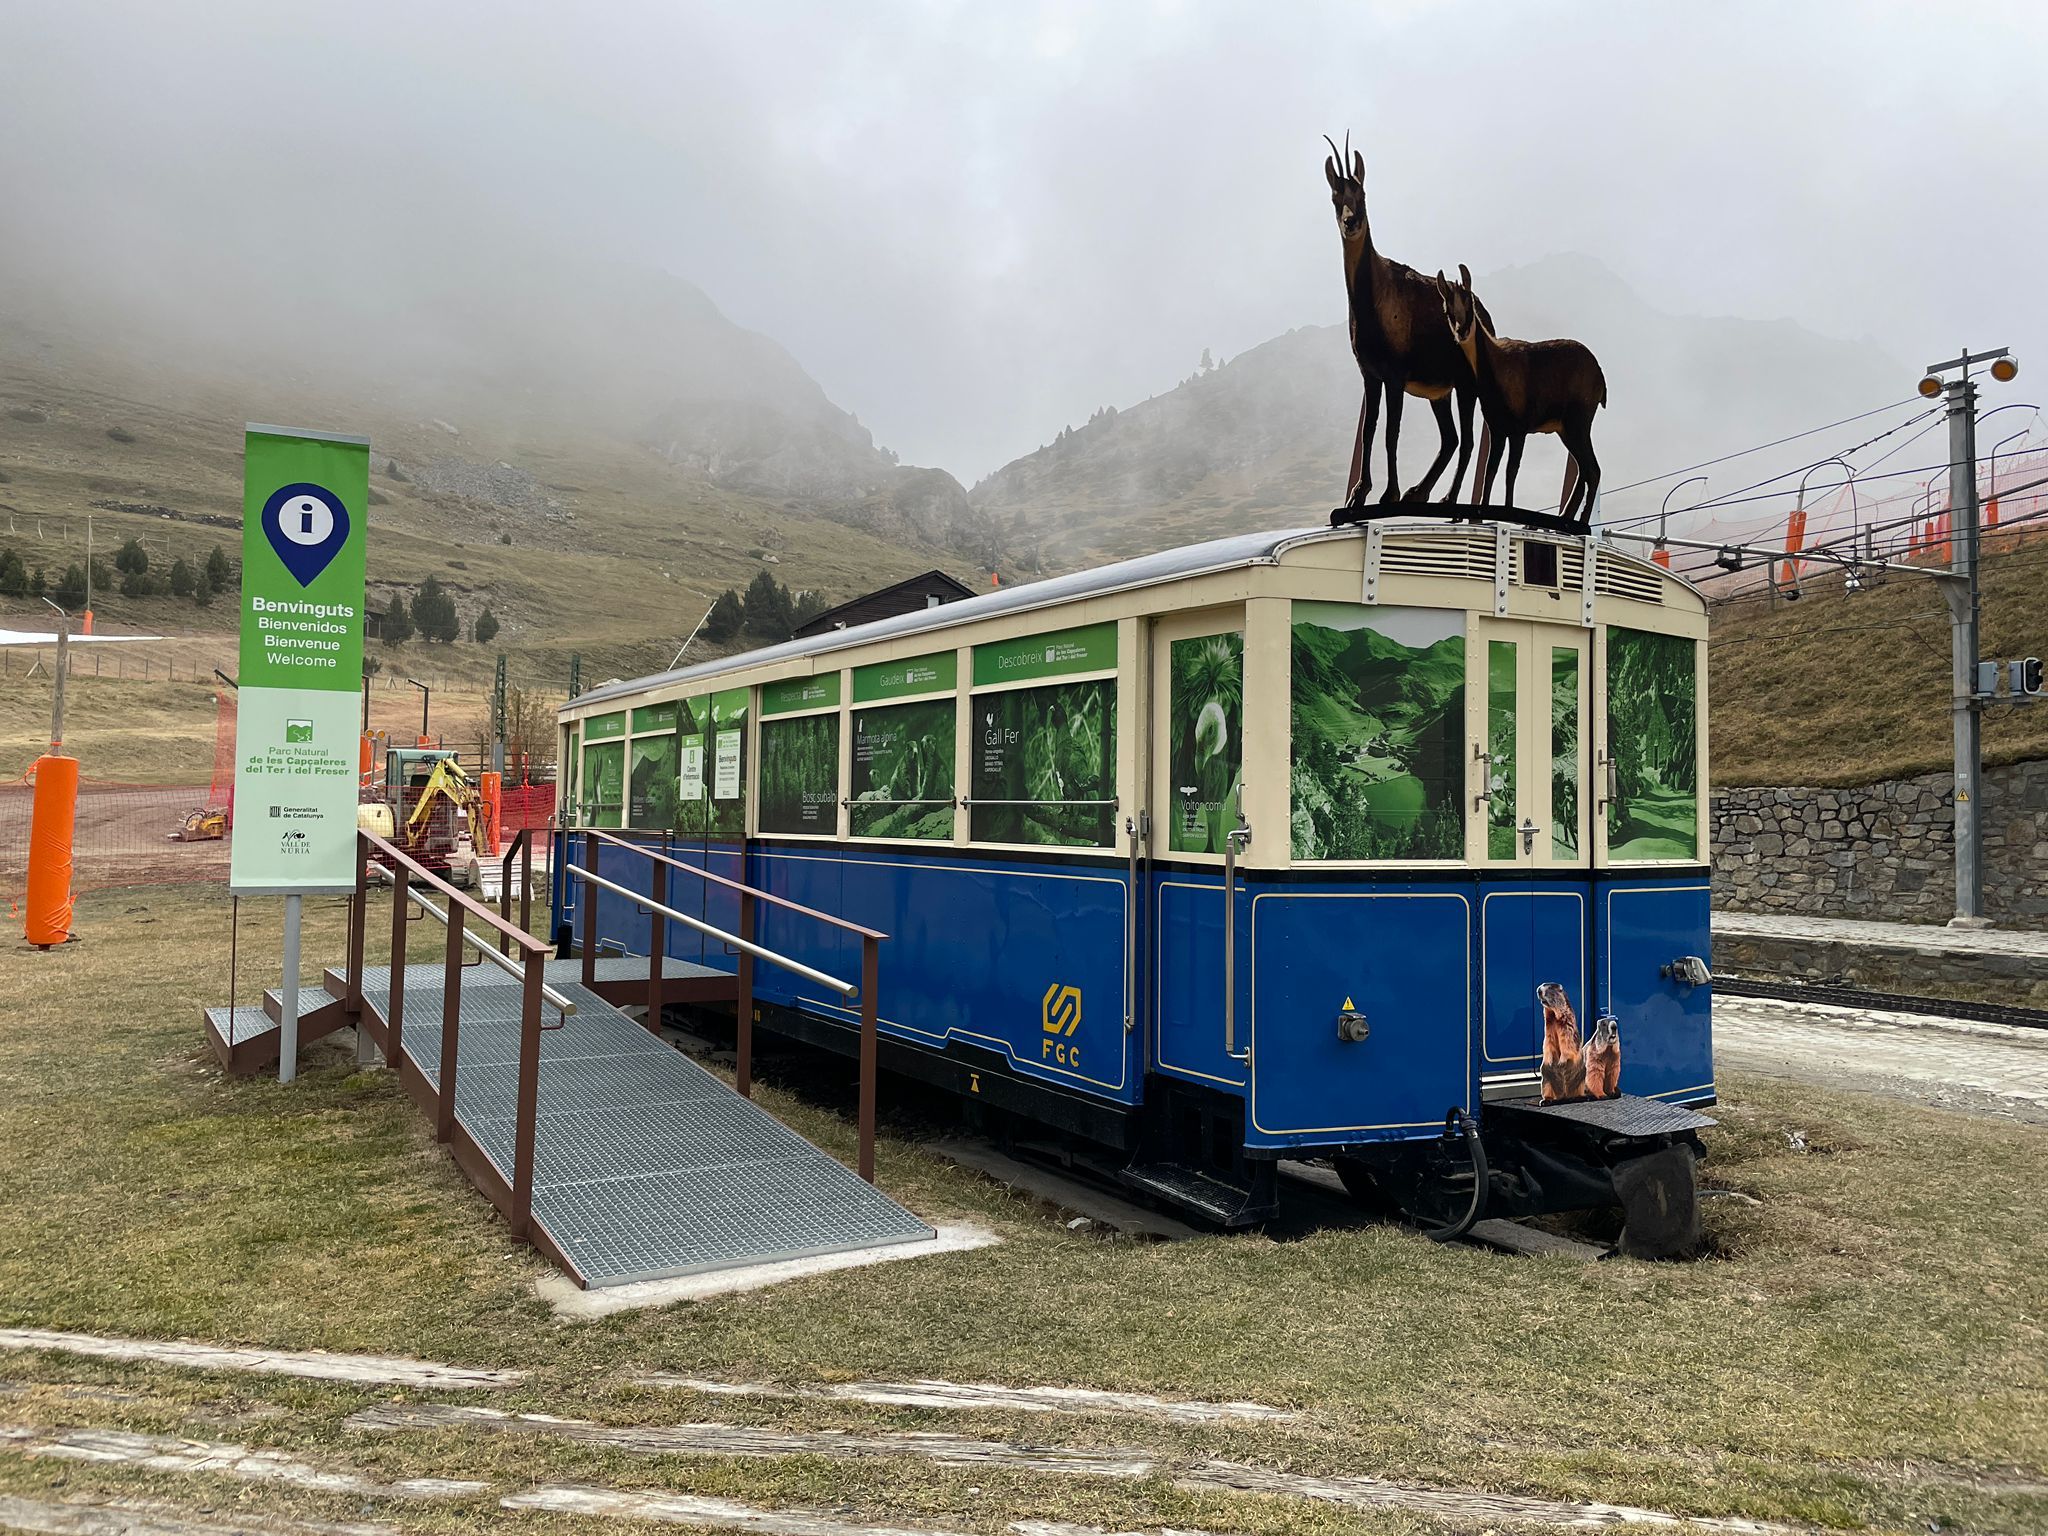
[279,893,303,1083]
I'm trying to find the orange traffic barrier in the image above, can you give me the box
[24,753,78,948]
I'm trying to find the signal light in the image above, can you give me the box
[1919,375,1944,398]
[2023,657,2045,697]
[1991,356,2020,383]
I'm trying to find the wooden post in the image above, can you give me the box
[437,905,464,1143]
[736,891,755,1099]
[581,830,598,988]
[859,936,878,1183]
[513,946,542,1236]
[646,857,666,1035]
[387,863,410,1066]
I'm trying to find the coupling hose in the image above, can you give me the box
[1425,1107,1489,1243]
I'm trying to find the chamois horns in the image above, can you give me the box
[1322,132,1362,186]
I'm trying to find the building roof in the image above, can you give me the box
[793,568,976,637]
[564,522,1686,715]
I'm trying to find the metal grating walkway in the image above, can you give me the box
[362,971,933,1287]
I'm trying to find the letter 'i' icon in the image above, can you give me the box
[260,483,350,586]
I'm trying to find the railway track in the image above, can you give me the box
[1716,975,2048,1032]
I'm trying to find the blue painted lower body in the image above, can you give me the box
[553,834,1714,1155]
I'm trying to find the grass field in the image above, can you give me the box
[0,885,2041,1535]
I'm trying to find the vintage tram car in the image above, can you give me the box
[553,521,1714,1250]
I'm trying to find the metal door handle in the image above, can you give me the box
[1520,818,1541,854]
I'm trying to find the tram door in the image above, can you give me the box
[1474,621,1591,1094]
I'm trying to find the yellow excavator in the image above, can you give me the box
[361,748,481,885]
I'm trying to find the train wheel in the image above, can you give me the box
[1330,1154,1400,1217]
[1611,1143,1701,1259]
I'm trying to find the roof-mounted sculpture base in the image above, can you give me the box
[1329,501,1591,536]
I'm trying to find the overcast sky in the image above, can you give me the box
[2,1,2041,482]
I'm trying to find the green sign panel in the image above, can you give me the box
[760,673,842,716]
[632,701,680,734]
[584,711,626,741]
[229,425,369,894]
[853,649,957,703]
[972,622,1116,687]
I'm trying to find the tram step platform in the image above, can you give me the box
[1118,1161,1278,1228]
[1488,1093,1716,1138]
[202,987,353,1076]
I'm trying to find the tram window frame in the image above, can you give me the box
[1287,601,1470,866]
[756,707,842,838]
[1603,625,1702,864]
[966,624,1120,852]
[967,675,1119,849]
[849,695,958,842]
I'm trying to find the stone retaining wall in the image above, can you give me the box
[1712,759,2048,927]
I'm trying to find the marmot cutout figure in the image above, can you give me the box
[1537,981,1587,1104]
[1583,1014,1621,1100]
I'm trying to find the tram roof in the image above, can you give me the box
[565,521,1684,714]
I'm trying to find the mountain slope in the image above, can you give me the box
[971,254,1905,569]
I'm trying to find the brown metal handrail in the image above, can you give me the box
[497,825,538,956]
[575,828,888,1181]
[346,827,553,1237]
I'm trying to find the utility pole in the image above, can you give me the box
[492,653,507,774]
[1921,346,2020,928]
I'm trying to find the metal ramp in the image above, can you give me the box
[356,961,933,1288]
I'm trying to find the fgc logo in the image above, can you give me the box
[1041,983,1082,1068]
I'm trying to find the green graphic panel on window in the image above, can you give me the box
[669,697,714,835]
[564,729,580,827]
[759,713,839,835]
[852,699,955,840]
[1168,632,1243,854]
[583,740,625,829]
[707,688,748,837]
[1487,639,1517,859]
[1606,627,1698,861]
[629,733,678,830]
[971,680,1116,847]
[1552,648,1581,858]
[1290,603,1465,861]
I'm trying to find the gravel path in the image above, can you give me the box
[1716,994,2048,1124]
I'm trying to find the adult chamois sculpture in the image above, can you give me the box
[1435,264,1606,528]
[1324,134,1485,517]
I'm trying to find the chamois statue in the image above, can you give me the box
[1324,134,1485,515]
[1435,264,1606,527]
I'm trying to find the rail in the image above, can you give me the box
[344,828,554,1237]
[573,829,888,1181]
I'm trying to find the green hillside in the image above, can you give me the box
[1708,531,2048,786]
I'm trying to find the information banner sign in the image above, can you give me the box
[229,425,369,893]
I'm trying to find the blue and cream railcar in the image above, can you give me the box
[554,521,1713,1238]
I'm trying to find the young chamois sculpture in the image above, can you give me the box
[1324,134,1486,514]
[1435,264,1607,527]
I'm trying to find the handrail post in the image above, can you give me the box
[581,829,598,988]
[437,901,464,1143]
[514,944,542,1236]
[498,829,515,956]
[646,856,667,1035]
[519,830,533,940]
[388,862,410,1066]
[736,889,755,1099]
[858,936,877,1183]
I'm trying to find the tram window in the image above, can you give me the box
[583,740,625,829]
[1290,603,1465,861]
[1551,648,1581,857]
[1522,540,1559,588]
[1486,639,1517,858]
[851,699,956,839]
[668,698,712,834]
[971,680,1117,847]
[758,713,840,835]
[706,688,748,837]
[1167,631,1244,854]
[1606,627,1698,860]
[564,730,580,826]
[628,732,678,829]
